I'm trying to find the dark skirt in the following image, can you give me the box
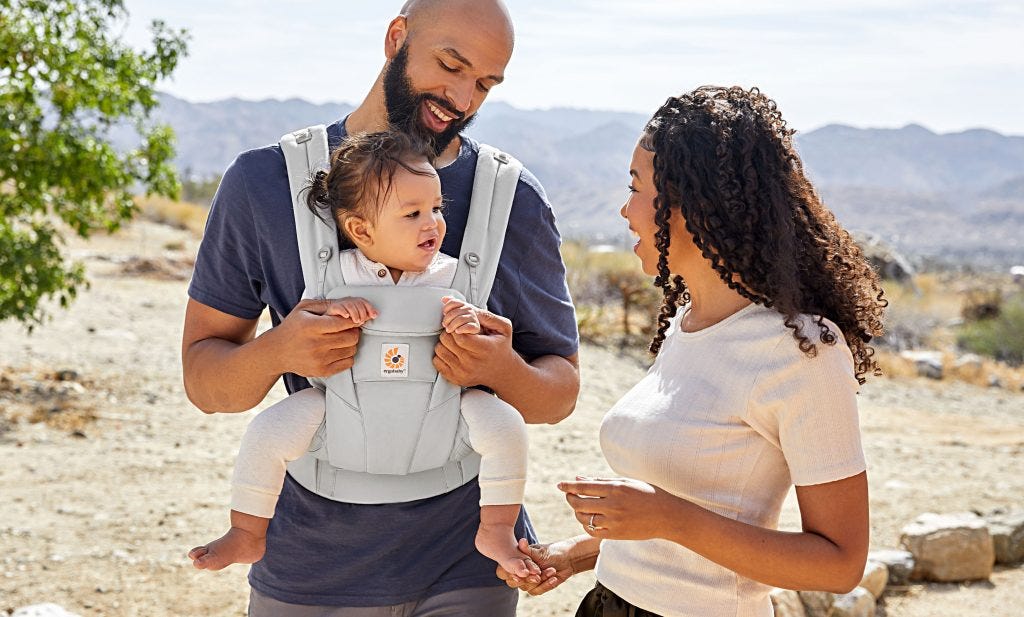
[576,582,664,617]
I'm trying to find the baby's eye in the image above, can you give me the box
[432,206,443,213]
[405,210,420,219]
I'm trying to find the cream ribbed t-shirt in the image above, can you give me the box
[595,303,866,617]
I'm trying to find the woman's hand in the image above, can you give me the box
[495,536,599,596]
[558,477,682,541]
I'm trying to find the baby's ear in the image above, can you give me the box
[343,215,374,247]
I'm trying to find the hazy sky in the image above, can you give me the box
[121,0,1024,134]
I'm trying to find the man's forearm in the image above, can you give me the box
[488,353,579,424]
[183,329,284,413]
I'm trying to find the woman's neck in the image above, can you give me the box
[677,262,752,332]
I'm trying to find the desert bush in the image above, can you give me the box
[957,293,1024,366]
[562,241,660,347]
[138,196,208,235]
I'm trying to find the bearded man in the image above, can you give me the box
[180,1,580,614]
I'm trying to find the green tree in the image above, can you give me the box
[0,0,188,327]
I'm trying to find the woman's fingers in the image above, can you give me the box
[558,480,615,497]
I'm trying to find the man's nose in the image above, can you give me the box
[445,79,474,114]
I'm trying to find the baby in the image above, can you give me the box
[188,131,539,581]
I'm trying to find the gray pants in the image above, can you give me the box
[248,586,518,617]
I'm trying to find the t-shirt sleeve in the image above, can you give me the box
[505,170,579,359]
[187,153,267,320]
[745,328,867,486]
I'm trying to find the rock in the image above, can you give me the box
[984,510,1024,565]
[987,374,1003,388]
[831,587,875,617]
[53,369,79,382]
[770,588,808,617]
[13,605,82,617]
[868,549,915,586]
[860,560,889,599]
[799,590,836,617]
[899,351,943,379]
[900,512,994,581]
[953,353,983,370]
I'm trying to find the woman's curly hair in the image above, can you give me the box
[643,86,886,384]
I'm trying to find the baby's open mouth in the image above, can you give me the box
[418,238,437,250]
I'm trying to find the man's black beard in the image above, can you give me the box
[382,44,475,156]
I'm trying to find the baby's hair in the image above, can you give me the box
[306,131,435,247]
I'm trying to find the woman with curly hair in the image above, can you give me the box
[497,86,886,616]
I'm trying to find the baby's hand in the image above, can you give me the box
[441,297,482,335]
[325,297,378,325]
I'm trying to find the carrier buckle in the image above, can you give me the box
[294,129,313,144]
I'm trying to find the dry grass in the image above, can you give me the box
[136,196,208,236]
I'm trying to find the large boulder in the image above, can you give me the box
[900,512,994,582]
[770,588,808,617]
[859,560,889,599]
[832,587,876,617]
[899,350,944,379]
[867,549,915,586]
[983,509,1024,565]
[799,590,836,617]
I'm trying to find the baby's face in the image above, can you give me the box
[362,159,445,273]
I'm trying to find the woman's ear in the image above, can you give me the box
[384,16,408,59]
[343,215,374,247]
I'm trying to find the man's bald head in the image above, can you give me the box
[399,0,514,49]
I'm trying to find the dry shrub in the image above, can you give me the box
[137,196,208,235]
[873,351,920,379]
[562,242,660,347]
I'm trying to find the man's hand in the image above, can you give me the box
[269,298,363,378]
[433,306,515,388]
[495,539,571,596]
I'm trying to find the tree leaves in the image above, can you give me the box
[0,0,188,326]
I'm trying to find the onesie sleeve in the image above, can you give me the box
[187,153,267,320]
[745,323,867,487]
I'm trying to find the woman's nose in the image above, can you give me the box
[619,202,628,219]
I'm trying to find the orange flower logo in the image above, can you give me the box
[384,346,406,370]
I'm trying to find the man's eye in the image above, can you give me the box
[476,82,491,93]
[439,61,458,73]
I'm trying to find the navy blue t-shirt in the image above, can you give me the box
[188,118,578,606]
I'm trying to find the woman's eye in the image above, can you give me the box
[626,185,638,194]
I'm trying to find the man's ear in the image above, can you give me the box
[384,16,408,59]
[343,215,374,247]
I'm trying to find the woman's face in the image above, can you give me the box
[621,139,702,278]
[621,142,661,276]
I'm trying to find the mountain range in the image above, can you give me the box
[130,93,1024,268]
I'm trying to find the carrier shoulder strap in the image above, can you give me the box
[451,144,522,308]
[280,125,343,297]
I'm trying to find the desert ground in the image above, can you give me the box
[2,220,1023,616]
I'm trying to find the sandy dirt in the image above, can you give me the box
[1,221,1023,616]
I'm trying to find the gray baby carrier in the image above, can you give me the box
[280,125,522,504]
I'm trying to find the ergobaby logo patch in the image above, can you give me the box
[381,344,409,378]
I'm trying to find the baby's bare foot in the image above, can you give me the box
[188,527,265,571]
[475,522,541,581]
